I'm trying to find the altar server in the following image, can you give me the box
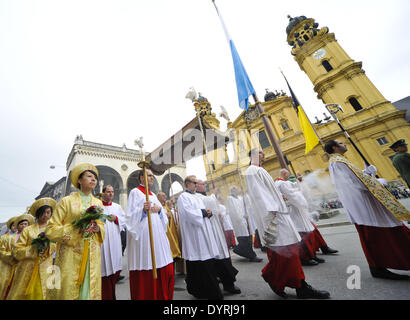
[195,180,241,295]
[101,185,126,300]
[177,175,223,300]
[245,148,330,299]
[325,140,410,280]
[125,169,174,300]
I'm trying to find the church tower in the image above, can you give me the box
[285,15,395,116]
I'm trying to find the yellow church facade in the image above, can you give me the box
[200,15,410,199]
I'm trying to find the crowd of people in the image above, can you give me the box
[1,139,409,300]
[320,199,343,210]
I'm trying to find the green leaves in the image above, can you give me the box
[31,232,52,254]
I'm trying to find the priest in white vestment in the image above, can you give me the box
[275,169,338,266]
[125,169,174,299]
[195,181,241,295]
[226,187,262,262]
[177,175,223,300]
[244,192,265,252]
[216,198,236,249]
[325,140,410,280]
[245,148,331,299]
[101,185,126,300]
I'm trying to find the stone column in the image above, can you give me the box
[119,188,128,211]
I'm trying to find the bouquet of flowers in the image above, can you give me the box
[31,232,53,256]
[72,205,110,239]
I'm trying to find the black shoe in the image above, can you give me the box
[249,257,263,262]
[370,267,410,280]
[260,247,267,252]
[117,275,125,282]
[313,256,325,263]
[296,281,330,299]
[268,283,288,299]
[223,284,241,294]
[233,247,249,259]
[321,246,338,255]
[301,259,319,266]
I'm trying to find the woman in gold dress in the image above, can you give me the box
[1,213,34,299]
[0,216,18,299]
[46,163,105,300]
[6,198,56,300]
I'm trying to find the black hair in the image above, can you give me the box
[248,148,260,165]
[77,170,98,189]
[324,140,339,154]
[138,170,144,180]
[138,169,153,182]
[102,185,114,193]
[17,219,29,226]
[35,205,53,220]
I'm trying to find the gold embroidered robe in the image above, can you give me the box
[45,192,105,300]
[165,205,181,259]
[0,234,17,299]
[329,154,410,222]
[6,223,56,300]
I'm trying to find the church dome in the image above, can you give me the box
[286,15,308,35]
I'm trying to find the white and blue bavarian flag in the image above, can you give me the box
[213,1,256,111]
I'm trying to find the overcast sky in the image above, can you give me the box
[1,0,409,222]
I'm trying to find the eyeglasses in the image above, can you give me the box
[187,180,197,185]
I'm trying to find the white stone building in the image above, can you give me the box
[37,135,186,210]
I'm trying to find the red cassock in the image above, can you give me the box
[101,271,121,300]
[299,224,327,260]
[253,232,261,249]
[355,224,410,269]
[224,230,236,248]
[262,243,305,292]
[129,263,174,300]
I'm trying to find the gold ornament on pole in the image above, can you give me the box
[185,87,217,189]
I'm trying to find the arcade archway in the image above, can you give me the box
[127,170,160,195]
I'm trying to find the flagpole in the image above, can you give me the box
[196,110,216,189]
[252,94,289,169]
[212,0,289,170]
[280,69,324,146]
[235,133,255,235]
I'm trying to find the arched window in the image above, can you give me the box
[349,97,363,111]
[258,130,271,150]
[322,60,333,72]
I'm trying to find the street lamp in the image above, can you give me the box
[49,165,65,170]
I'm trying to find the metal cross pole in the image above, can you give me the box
[325,104,372,168]
[135,138,157,279]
